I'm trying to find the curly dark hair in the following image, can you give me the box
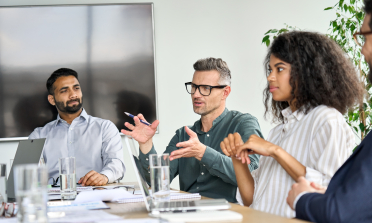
[365,0,372,29]
[263,31,365,123]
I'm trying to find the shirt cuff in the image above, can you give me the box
[293,191,309,209]
[200,146,218,168]
[100,170,114,184]
[305,167,324,185]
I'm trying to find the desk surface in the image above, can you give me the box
[103,182,308,223]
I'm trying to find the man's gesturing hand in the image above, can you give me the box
[121,114,159,144]
[169,126,206,161]
[78,170,109,186]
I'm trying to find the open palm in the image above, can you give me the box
[121,114,159,143]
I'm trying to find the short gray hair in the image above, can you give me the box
[193,57,231,86]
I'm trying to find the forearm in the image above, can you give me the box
[272,146,306,181]
[201,147,238,185]
[139,138,153,154]
[232,157,255,206]
[100,158,125,183]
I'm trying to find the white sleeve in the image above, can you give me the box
[305,120,353,186]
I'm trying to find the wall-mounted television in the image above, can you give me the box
[0,3,158,140]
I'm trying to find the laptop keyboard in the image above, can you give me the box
[159,200,196,209]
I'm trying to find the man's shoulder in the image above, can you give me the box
[88,115,116,128]
[227,110,258,123]
[29,119,58,138]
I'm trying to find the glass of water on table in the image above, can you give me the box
[149,153,170,202]
[59,157,76,200]
[14,164,48,223]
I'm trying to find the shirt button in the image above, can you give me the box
[207,134,209,137]
[69,141,72,144]
[146,158,148,161]
[196,187,199,189]
[203,164,205,167]
[201,172,204,175]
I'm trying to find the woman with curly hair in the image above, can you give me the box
[220,31,365,218]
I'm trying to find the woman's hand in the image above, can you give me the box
[220,133,251,164]
[237,134,279,157]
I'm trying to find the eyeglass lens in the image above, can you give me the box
[186,84,211,96]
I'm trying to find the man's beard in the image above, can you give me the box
[193,103,219,117]
[55,97,83,114]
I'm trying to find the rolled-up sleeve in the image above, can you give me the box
[305,120,353,186]
[100,121,125,183]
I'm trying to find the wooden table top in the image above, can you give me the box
[103,182,309,223]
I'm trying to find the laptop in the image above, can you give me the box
[123,135,231,215]
[7,138,46,202]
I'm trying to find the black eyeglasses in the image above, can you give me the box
[185,82,227,96]
[50,177,60,187]
[92,185,135,194]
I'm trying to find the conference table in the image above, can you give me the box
[103,182,309,223]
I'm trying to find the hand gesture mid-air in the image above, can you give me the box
[121,114,159,144]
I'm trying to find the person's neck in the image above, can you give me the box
[200,105,226,132]
[288,99,297,113]
[58,108,83,125]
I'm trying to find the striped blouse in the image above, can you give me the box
[236,105,354,218]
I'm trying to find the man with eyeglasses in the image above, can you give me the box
[121,57,262,203]
[286,1,372,222]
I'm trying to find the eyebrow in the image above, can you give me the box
[59,84,80,91]
[274,62,286,67]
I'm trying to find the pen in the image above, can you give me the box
[124,112,151,126]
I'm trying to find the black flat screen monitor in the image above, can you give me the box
[0,3,157,139]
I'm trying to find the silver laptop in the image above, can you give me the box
[7,138,46,202]
[123,135,231,215]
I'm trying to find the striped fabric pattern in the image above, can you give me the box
[237,105,354,218]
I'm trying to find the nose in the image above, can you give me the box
[192,87,202,98]
[69,89,78,99]
[267,72,275,82]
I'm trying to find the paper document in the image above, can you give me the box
[48,201,109,211]
[157,210,242,222]
[48,210,122,223]
[96,219,166,223]
[73,189,137,203]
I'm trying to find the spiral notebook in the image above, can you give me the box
[116,192,201,203]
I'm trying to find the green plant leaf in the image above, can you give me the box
[264,29,272,35]
[324,7,333,10]
[359,122,365,132]
[265,39,271,47]
[262,35,270,43]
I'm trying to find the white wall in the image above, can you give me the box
[0,0,337,188]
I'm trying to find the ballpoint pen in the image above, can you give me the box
[124,112,151,126]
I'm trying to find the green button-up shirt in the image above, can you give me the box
[138,108,263,203]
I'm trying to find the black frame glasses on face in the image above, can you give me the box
[185,82,227,96]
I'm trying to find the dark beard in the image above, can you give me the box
[55,97,83,114]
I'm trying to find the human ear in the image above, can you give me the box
[222,86,231,99]
[48,94,56,106]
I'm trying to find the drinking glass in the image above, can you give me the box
[59,157,76,200]
[14,164,48,223]
[0,164,6,204]
[149,153,170,202]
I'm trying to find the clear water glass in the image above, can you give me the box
[0,164,6,203]
[149,153,170,202]
[59,157,76,200]
[14,164,48,223]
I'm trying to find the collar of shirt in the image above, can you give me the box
[281,106,306,123]
[54,108,89,127]
[193,108,229,134]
